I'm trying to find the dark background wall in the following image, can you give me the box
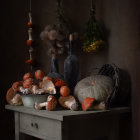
[0,0,139,140]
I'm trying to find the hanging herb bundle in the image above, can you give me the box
[82,1,104,53]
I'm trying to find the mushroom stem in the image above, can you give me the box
[40,102,48,107]
[29,12,32,23]
[11,94,23,106]
[35,102,48,110]
[59,96,78,111]
[35,95,57,111]
[28,28,32,40]
[64,100,78,111]
[92,102,106,110]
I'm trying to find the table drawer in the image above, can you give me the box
[19,113,62,140]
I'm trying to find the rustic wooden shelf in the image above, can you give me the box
[5,105,130,140]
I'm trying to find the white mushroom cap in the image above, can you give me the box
[40,80,56,94]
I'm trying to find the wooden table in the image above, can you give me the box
[5,105,130,140]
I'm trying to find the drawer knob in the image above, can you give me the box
[31,123,34,127]
[34,123,38,129]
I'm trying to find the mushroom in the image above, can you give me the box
[58,96,78,111]
[12,81,23,92]
[30,85,39,94]
[40,80,56,94]
[35,95,57,111]
[81,97,95,111]
[35,70,45,80]
[35,102,45,110]
[19,86,31,95]
[27,12,33,28]
[42,76,53,82]
[34,89,45,95]
[46,95,57,111]
[82,97,106,111]
[25,59,34,65]
[55,80,67,88]
[27,28,33,46]
[23,78,34,88]
[23,73,33,81]
[6,88,16,105]
[11,94,23,106]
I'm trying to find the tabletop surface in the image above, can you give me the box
[5,105,130,121]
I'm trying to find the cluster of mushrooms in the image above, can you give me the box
[6,69,107,111]
[7,70,79,111]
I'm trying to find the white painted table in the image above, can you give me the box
[5,105,130,140]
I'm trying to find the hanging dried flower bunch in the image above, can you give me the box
[82,0,104,53]
[40,0,70,55]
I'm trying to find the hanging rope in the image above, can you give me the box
[57,0,62,6]
[30,0,32,12]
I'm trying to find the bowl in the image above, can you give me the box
[21,94,49,108]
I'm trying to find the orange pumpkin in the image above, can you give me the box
[60,86,70,97]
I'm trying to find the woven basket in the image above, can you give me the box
[98,64,131,108]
